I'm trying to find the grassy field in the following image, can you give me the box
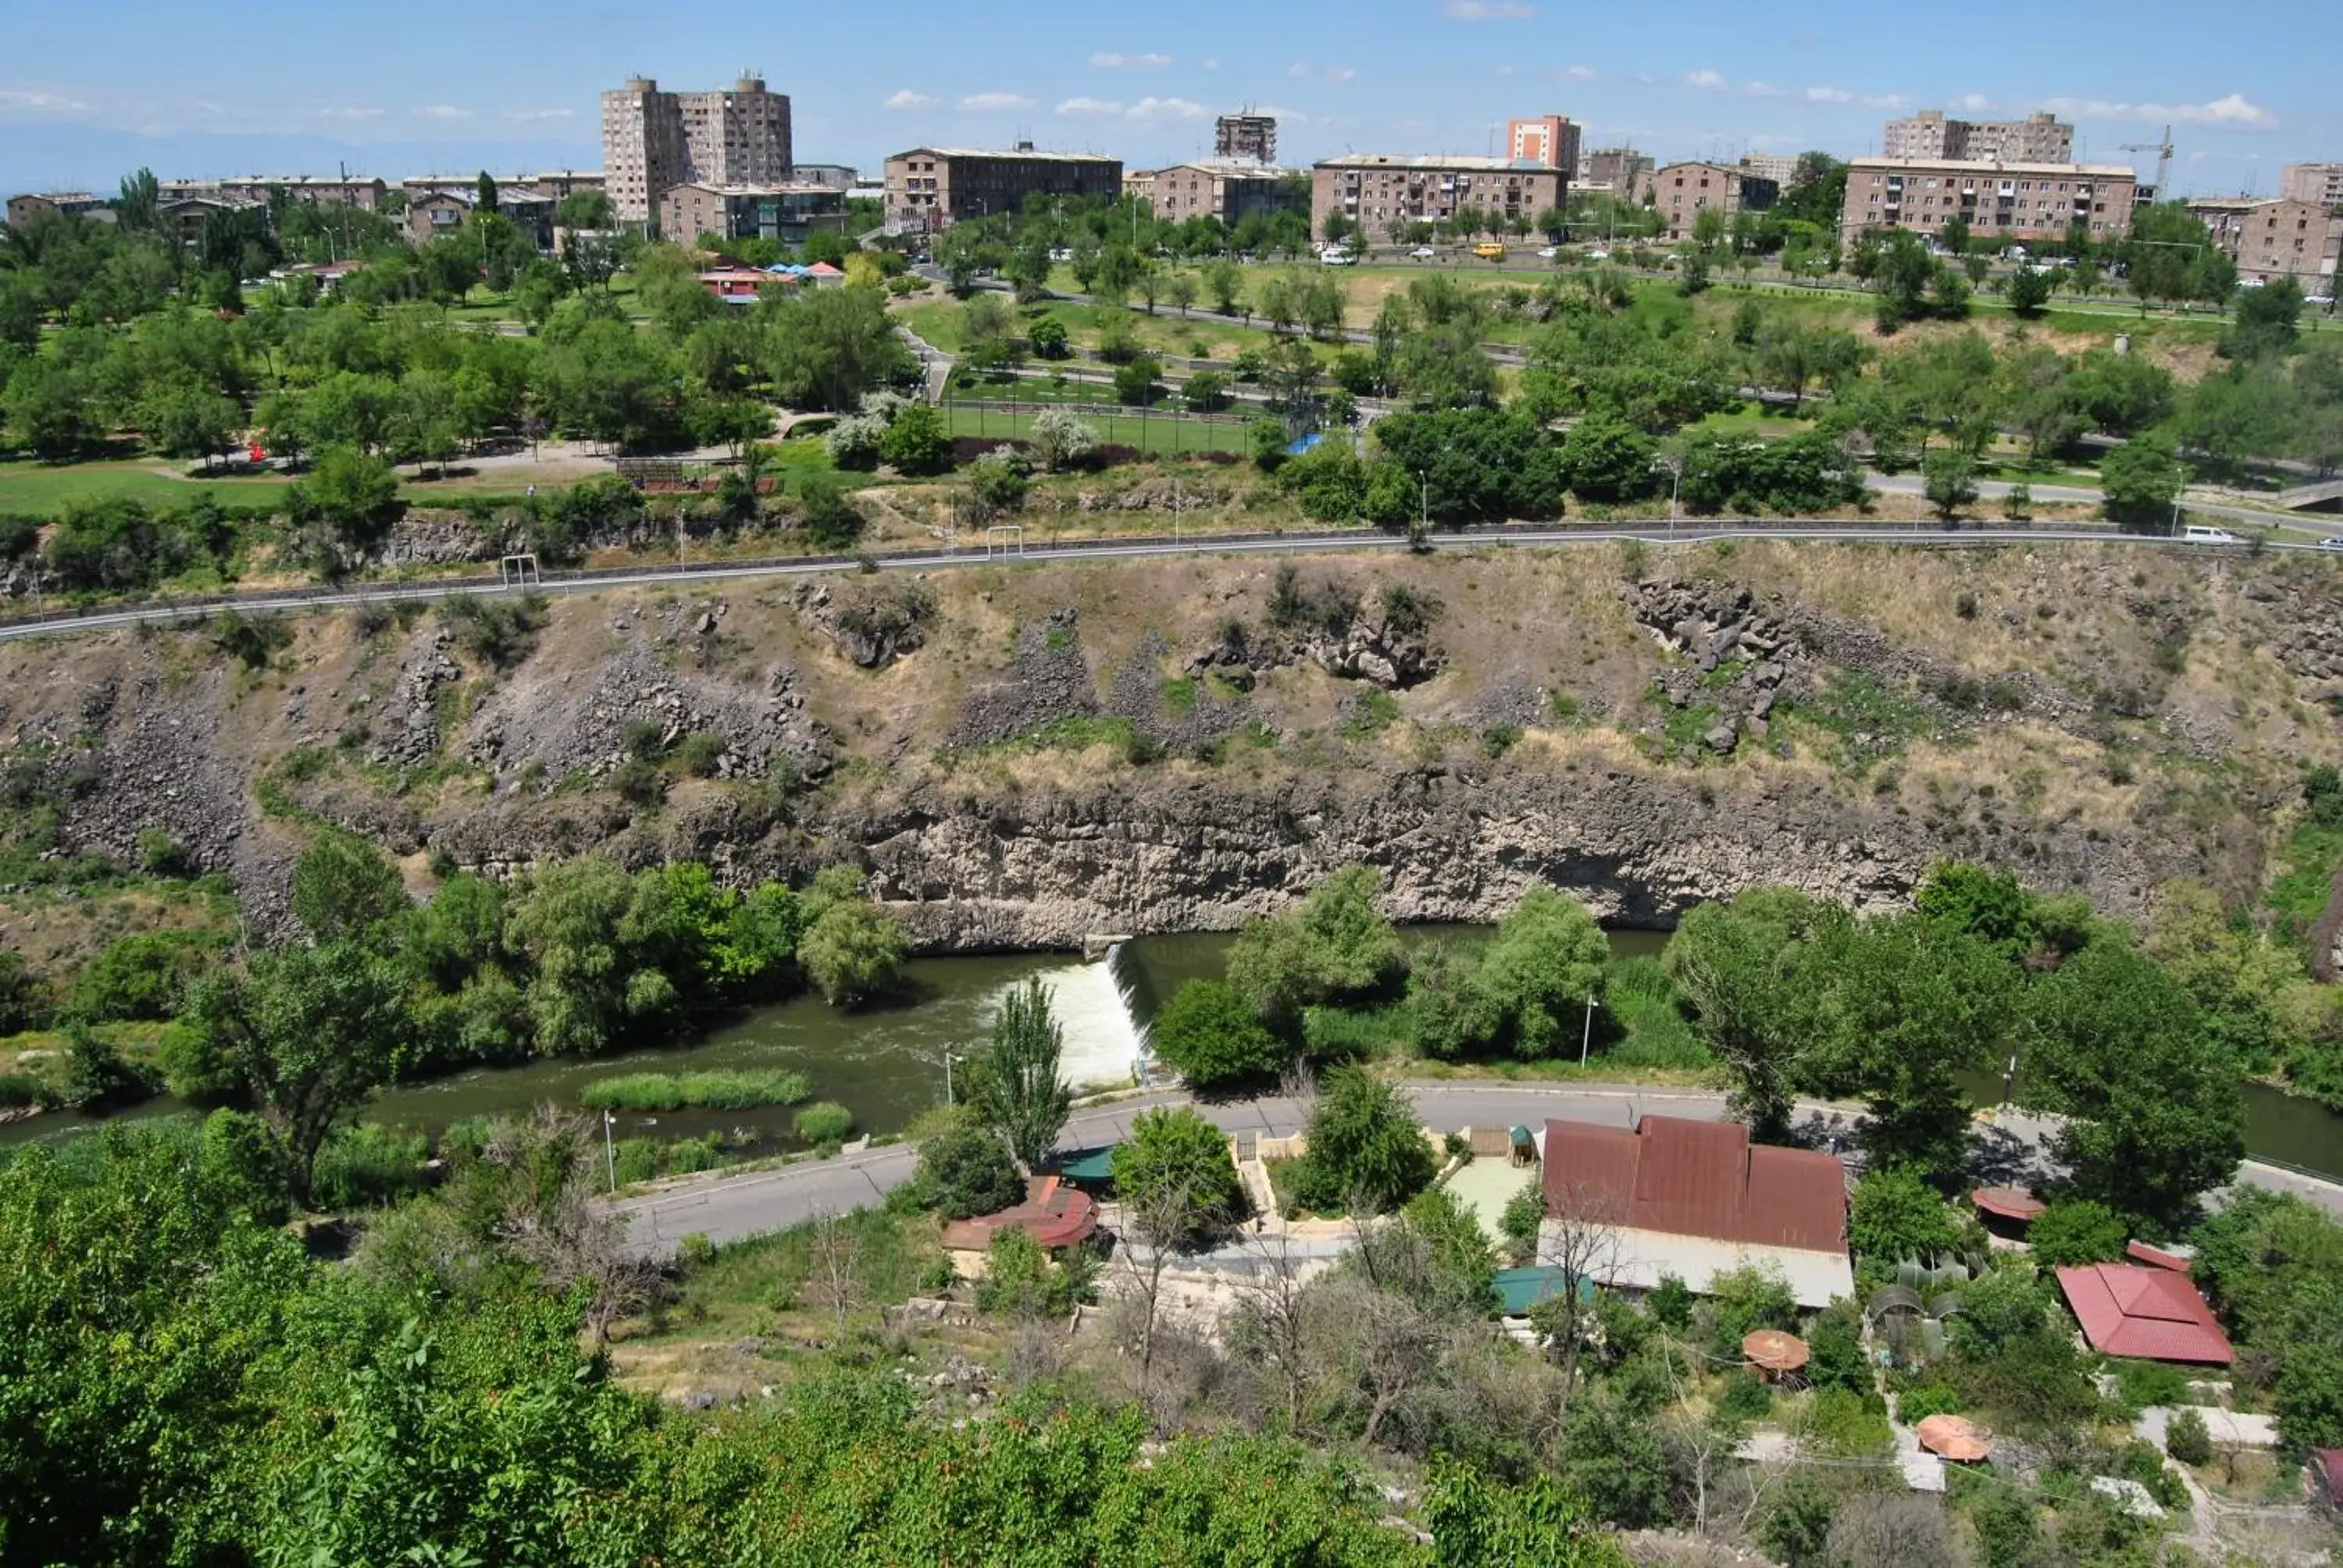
[0,460,297,513]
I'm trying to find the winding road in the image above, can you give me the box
[609,1080,2341,1259]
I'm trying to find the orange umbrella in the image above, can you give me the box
[1916,1413,1991,1461]
[1742,1330,1810,1374]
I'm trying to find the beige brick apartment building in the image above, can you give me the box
[1650,162,1778,242]
[1310,154,1567,242]
[601,76,791,223]
[1839,158,2138,244]
[884,146,1124,233]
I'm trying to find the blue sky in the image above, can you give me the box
[2,0,2333,194]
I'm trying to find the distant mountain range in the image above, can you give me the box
[0,124,602,194]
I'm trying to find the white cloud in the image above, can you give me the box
[1323,66,1355,83]
[1256,104,1307,124]
[1089,51,1172,68]
[1056,96,1123,115]
[1804,85,1907,109]
[0,87,91,113]
[1685,69,1728,90]
[1287,62,1311,78]
[316,105,387,121]
[884,89,941,110]
[415,104,470,119]
[2043,91,2271,127]
[1562,65,1597,80]
[1443,1,1536,18]
[1956,92,1995,112]
[1201,57,1221,70]
[1127,95,1208,121]
[958,91,1035,111]
[505,108,574,123]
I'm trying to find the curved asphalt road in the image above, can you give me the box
[609,1081,2341,1259]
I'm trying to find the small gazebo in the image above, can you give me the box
[1742,1329,1810,1382]
[1916,1414,1992,1463]
[1509,1124,1537,1167]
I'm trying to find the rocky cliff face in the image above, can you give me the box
[2,542,2335,949]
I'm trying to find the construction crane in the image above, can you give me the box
[2121,124,2174,197]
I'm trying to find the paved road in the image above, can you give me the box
[611,1080,2341,1259]
[5,518,2333,647]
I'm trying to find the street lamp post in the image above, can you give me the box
[943,1050,955,1106]
[1579,994,1599,1067]
[602,1110,617,1192]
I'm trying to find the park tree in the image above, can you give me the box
[1149,978,1289,1088]
[2098,433,2185,529]
[1847,1167,1975,1273]
[176,942,408,1206]
[1291,1067,1435,1215]
[1665,887,1843,1137]
[2025,1200,2130,1266]
[1225,864,1405,1026]
[876,401,950,475]
[2022,939,2244,1231]
[2006,263,2053,318]
[914,1110,1025,1219]
[968,977,1072,1172]
[1922,447,1978,520]
[1112,1105,1247,1250]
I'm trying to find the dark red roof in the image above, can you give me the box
[1973,1186,2048,1222]
[2313,1449,2343,1502]
[1542,1115,1848,1253]
[2055,1263,2234,1364]
[2125,1238,2194,1272]
[940,1174,1100,1253]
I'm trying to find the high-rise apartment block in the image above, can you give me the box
[1214,112,1278,164]
[2281,162,2343,207]
[2188,194,2341,287]
[601,75,792,223]
[1506,115,1582,174]
[1885,109,2073,163]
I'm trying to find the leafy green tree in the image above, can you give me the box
[1291,1067,1435,1214]
[968,977,1073,1172]
[1424,1456,1628,1568]
[177,941,408,1205]
[762,283,914,412]
[796,472,865,550]
[2023,939,2243,1231]
[1665,888,1842,1137]
[291,827,408,943]
[1111,350,1162,406]
[1111,1106,1247,1249]
[1499,1175,1546,1264]
[1560,415,1660,502]
[795,875,907,1006]
[1922,447,1978,521]
[1469,886,1610,1059]
[1225,864,1405,1025]
[2007,264,2053,318]
[296,443,400,543]
[877,401,950,475]
[2099,433,2185,528]
[1756,1471,1837,1567]
[1848,1167,1974,1271]
[914,1110,1024,1219]
[2025,1199,2129,1266]
[1149,978,1288,1088]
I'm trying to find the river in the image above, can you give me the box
[7,927,2339,1180]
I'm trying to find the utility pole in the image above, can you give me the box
[1578,994,1599,1067]
[603,1110,617,1192]
[943,1049,955,1105]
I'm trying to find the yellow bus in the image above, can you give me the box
[1471,242,1507,261]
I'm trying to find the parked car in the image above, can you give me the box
[2181,525,2241,545]
[1471,242,1506,261]
[1585,248,1611,261]
[1319,247,1357,266]
[2318,536,2343,551]
[1409,245,1439,259]
[1535,245,1559,259]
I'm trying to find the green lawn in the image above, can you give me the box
[941,404,1252,456]
[0,460,297,514]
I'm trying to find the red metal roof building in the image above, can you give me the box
[1544,1116,1848,1252]
[1972,1187,2048,1223]
[1541,1116,1853,1306]
[2055,1263,2235,1364]
[940,1175,1100,1253]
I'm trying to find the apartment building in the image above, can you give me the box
[515,170,607,203]
[401,185,556,249]
[160,175,389,209]
[1738,153,1801,185]
[659,182,850,248]
[1215,112,1278,163]
[1650,162,1778,241]
[1506,115,1582,174]
[2189,195,2341,287]
[1574,147,1653,202]
[1311,154,1567,243]
[1124,160,1295,226]
[601,76,792,224]
[883,145,1124,233]
[1839,157,2138,244]
[1885,109,2073,163]
[5,191,110,226]
[2280,162,2343,207]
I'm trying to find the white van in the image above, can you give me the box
[2181,525,2240,545]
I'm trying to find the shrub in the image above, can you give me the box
[878,404,950,476]
[1027,407,1097,472]
[2166,1406,2213,1465]
[443,592,550,669]
[1896,1384,1963,1424]
[966,449,1029,516]
[793,1100,856,1146]
[797,472,866,550]
[975,1228,1063,1317]
[1289,1067,1434,1215]
[823,412,888,470]
[1718,1373,1774,1422]
[1111,352,1163,407]
[1149,978,1288,1089]
[1111,1105,1249,1248]
[915,1112,1022,1220]
[2027,1199,2130,1266]
[310,1123,431,1211]
[70,931,217,1023]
